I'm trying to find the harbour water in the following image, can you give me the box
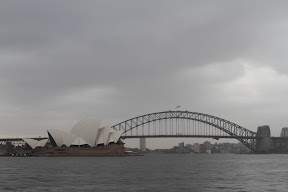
[0,154,287,191]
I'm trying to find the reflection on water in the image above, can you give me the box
[0,154,288,191]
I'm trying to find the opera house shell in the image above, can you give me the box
[23,138,49,149]
[47,117,123,148]
[24,117,132,157]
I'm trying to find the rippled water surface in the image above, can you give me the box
[0,154,288,191]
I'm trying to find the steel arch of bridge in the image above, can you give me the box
[112,110,257,151]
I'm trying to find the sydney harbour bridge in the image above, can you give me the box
[1,110,288,153]
[111,110,257,151]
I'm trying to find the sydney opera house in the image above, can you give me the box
[23,117,133,157]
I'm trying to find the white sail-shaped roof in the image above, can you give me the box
[23,138,39,149]
[111,131,123,143]
[46,117,121,148]
[62,132,78,147]
[71,137,88,146]
[47,129,66,147]
[96,127,104,145]
[97,126,111,146]
[38,139,49,147]
[70,117,101,147]
[107,132,114,145]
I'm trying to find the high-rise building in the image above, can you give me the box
[204,141,211,150]
[192,143,200,153]
[140,138,146,152]
[179,142,184,148]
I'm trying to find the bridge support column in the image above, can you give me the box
[139,138,146,152]
[256,125,272,153]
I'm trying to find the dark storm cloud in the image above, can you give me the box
[1,1,288,146]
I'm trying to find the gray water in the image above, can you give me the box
[0,154,287,192]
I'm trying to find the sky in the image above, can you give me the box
[1,1,288,149]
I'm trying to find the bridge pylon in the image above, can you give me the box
[255,125,272,153]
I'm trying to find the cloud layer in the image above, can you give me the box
[1,1,288,148]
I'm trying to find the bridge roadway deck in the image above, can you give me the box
[120,135,257,139]
[1,136,288,142]
[0,137,48,142]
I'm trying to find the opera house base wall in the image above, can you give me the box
[24,143,143,157]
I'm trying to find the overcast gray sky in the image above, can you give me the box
[1,1,288,148]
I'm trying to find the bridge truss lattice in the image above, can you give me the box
[112,110,257,151]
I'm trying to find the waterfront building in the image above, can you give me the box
[179,142,184,148]
[140,138,146,152]
[47,117,123,147]
[192,143,200,153]
[204,141,211,150]
[20,117,135,157]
